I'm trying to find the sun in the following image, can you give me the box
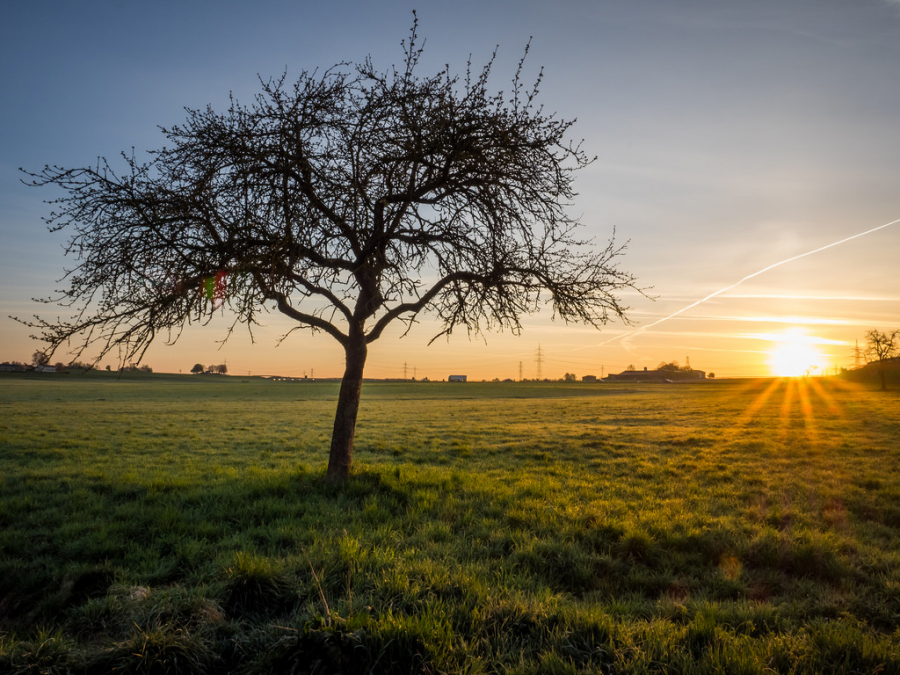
[768,329,825,377]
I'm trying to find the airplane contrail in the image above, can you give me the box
[600,217,900,346]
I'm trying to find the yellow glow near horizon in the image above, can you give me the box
[768,329,826,377]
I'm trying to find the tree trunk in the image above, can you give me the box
[326,334,368,483]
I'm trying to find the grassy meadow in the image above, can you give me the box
[1,372,899,674]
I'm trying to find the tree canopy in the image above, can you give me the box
[19,18,639,481]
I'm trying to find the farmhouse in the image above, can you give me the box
[448,375,467,382]
[582,375,597,382]
[0,362,28,372]
[607,366,705,382]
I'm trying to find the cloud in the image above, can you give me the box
[722,294,900,302]
[601,217,900,347]
[878,0,900,16]
[678,315,871,327]
[739,333,848,346]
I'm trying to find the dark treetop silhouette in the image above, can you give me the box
[20,20,638,482]
[865,329,899,391]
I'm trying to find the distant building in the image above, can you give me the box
[35,365,57,373]
[0,362,27,372]
[448,375,467,382]
[606,366,705,382]
[582,375,597,382]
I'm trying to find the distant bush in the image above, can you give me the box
[842,359,900,387]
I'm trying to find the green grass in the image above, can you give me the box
[1,374,899,673]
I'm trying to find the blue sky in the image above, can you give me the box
[2,0,899,378]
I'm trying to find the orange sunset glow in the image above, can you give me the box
[766,329,827,378]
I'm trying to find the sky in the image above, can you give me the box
[2,0,899,380]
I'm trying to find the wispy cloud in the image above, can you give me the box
[602,217,900,346]
[623,330,751,341]
[683,346,770,355]
[739,333,848,346]
[617,328,846,345]
[721,294,900,302]
[679,315,862,326]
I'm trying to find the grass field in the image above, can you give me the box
[1,373,899,674]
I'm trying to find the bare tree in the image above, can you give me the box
[18,18,639,482]
[865,329,899,390]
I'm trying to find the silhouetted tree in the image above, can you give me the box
[18,18,639,482]
[191,363,205,374]
[657,360,694,373]
[865,329,899,390]
[32,350,49,367]
[563,372,576,381]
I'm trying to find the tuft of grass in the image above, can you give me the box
[222,551,296,617]
[0,628,76,675]
[92,621,215,675]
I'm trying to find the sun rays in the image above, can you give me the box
[726,375,852,451]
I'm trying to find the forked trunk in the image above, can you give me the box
[326,336,367,482]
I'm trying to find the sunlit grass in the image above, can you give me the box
[1,373,899,672]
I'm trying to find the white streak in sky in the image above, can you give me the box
[601,217,900,346]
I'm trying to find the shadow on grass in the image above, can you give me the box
[2,462,900,674]
[0,468,408,623]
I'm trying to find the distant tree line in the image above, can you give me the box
[0,353,146,373]
[838,328,899,390]
[863,328,899,390]
[656,361,693,372]
[192,363,228,375]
